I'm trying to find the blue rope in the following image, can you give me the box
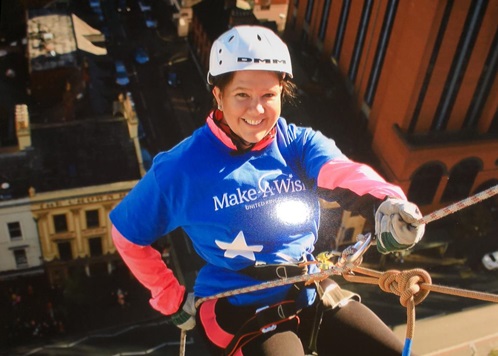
[402,338,412,356]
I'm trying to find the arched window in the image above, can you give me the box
[441,158,481,202]
[473,179,498,219]
[408,163,444,205]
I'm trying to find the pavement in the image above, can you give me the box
[393,303,498,356]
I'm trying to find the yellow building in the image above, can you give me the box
[29,181,137,285]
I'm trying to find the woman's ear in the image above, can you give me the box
[212,86,222,108]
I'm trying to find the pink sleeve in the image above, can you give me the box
[112,225,186,315]
[317,158,407,200]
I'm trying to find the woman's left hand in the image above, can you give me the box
[375,198,425,254]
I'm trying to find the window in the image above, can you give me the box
[53,214,68,233]
[343,227,355,245]
[318,0,332,41]
[8,222,22,240]
[441,158,481,202]
[58,241,73,261]
[408,163,444,205]
[86,210,100,228]
[305,0,314,24]
[89,237,103,257]
[14,249,28,268]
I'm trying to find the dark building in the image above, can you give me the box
[284,0,498,217]
[0,4,144,283]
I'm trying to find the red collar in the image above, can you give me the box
[207,110,276,153]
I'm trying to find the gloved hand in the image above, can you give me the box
[170,292,196,331]
[375,198,425,254]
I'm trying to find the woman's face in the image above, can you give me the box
[212,70,282,145]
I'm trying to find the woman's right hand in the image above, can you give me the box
[170,292,196,331]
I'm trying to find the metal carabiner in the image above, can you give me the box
[337,233,374,270]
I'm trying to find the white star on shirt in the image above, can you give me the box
[215,231,263,261]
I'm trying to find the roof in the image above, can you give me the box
[0,116,141,199]
[27,117,141,194]
[1,6,140,200]
[192,0,259,41]
[27,9,78,71]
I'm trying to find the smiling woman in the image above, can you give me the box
[109,25,426,356]
[212,70,282,148]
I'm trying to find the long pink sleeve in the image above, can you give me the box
[317,158,407,200]
[112,225,185,315]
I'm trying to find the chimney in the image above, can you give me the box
[15,104,31,150]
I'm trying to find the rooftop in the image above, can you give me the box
[27,9,78,71]
[0,7,140,201]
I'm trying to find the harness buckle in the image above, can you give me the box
[275,265,288,279]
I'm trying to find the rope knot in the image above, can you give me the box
[380,269,431,307]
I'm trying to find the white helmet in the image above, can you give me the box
[208,25,293,84]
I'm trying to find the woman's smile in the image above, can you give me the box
[212,70,282,144]
[242,118,264,126]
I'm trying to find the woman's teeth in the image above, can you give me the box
[243,119,263,126]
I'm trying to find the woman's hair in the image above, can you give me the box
[209,71,298,109]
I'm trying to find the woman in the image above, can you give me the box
[110,25,425,355]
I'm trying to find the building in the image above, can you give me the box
[29,181,137,286]
[284,0,498,218]
[0,6,144,283]
[0,197,43,281]
[172,0,287,38]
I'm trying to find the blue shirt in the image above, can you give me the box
[110,117,345,307]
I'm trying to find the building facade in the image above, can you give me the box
[285,0,498,214]
[0,6,143,283]
[29,182,137,285]
[0,197,43,280]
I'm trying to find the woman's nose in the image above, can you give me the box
[250,100,265,114]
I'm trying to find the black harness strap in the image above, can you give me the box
[223,300,299,356]
[239,264,307,281]
[220,264,308,355]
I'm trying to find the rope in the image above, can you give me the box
[343,266,498,355]
[179,185,498,355]
[194,269,341,309]
[417,184,498,224]
[179,330,187,356]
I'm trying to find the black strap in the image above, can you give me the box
[223,300,298,356]
[238,263,307,304]
[239,264,307,281]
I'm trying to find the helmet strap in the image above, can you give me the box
[211,109,276,154]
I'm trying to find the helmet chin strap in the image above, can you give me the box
[211,109,275,155]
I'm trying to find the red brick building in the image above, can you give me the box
[285,0,498,216]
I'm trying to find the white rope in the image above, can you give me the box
[417,184,498,224]
[179,185,498,355]
[179,329,187,356]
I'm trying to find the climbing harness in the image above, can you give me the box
[222,300,299,356]
[239,263,307,281]
[179,185,498,355]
